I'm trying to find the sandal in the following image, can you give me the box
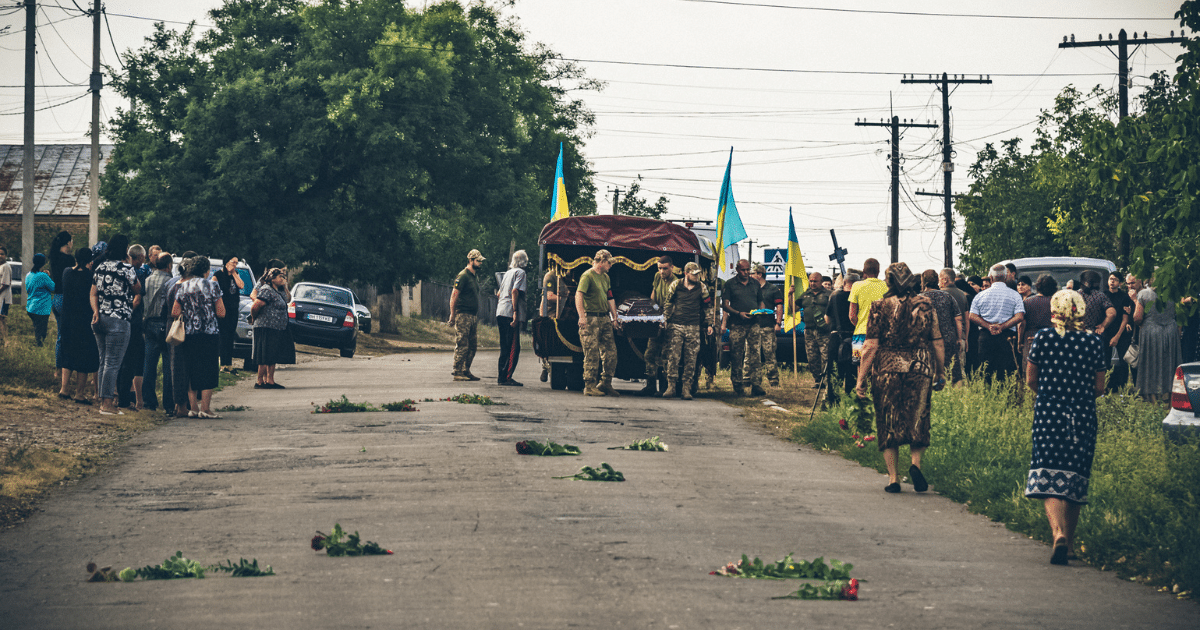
[57,392,72,400]
[1051,538,1069,565]
[909,465,929,492]
[884,482,902,493]
[198,411,222,419]
[74,398,92,405]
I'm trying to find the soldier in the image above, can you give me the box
[751,263,784,387]
[639,256,676,395]
[660,262,714,400]
[539,266,559,383]
[448,249,485,381]
[797,271,832,386]
[575,249,622,396]
[721,259,764,396]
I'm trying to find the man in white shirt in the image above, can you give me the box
[496,250,528,386]
[968,263,1026,382]
[0,245,11,345]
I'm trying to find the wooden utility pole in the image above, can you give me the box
[1058,29,1187,266]
[900,73,991,268]
[854,116,937,263]
[89,2,102,246]
[22,0,36,302]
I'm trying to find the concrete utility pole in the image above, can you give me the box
[1058,28,1187,266]
[22,0,36,303]
[89,2,102,246]
[900,73,991,269]
[608,186,623,215]
[854,116,937,263]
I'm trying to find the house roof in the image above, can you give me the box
[0,144,114,217]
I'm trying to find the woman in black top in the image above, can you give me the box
[58,247,98,402]
[1104,271,1135,390]
[212,256,245,370]
[49,230,74,372]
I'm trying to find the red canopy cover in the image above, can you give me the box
[538,216,704,255]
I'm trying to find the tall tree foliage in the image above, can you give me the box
[615,178,669,219]
[102,0,598,287]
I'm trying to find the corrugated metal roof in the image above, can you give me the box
[0,144,114,217]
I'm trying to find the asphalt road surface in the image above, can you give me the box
[1,351,1195,629]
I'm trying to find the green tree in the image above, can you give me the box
[615,178,669,219]
[101,0,598,289]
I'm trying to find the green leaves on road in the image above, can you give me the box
[516,440,581,456]
[312,523,393,556]
[554,463,625,482]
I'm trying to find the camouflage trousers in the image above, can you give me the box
[804,329,830,383]
[581,316,617,384]
[757,324,779,385]
[643,329,668,378]
[452,313,478,375]
[664,323,701,389]
[728,323,760,387]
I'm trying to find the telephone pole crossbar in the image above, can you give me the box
[854,116,937,264]
[900,73,992,269]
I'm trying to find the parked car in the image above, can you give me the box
[6,261,21,298]
[351,291,372,334]
[999,256,1116,288]
[288,282,359,358]
[1163,362,1200,442]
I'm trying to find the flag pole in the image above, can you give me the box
[792,325,798,375]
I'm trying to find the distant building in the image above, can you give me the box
[0,144,113,258]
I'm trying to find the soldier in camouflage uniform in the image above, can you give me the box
[639,256,677,395]
[575,250,622,396]
[751,263,784,387]
[449,249,486,381]
[797,271,832,385]
[660,262,714,400]
[722,259,764,396]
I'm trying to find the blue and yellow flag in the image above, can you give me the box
[549,143,570,222]
[782,208,809,332]
[715,148,747,276]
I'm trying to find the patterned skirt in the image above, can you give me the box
[871,369,932,451]
[1024,396,1098,504]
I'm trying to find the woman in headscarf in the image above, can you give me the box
[856,262,945,494]
[1024,290,1107,565]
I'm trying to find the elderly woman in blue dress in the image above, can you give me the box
[1024,289,1107,565]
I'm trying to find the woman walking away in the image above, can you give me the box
[90,235,140,415]
[172,256,225,417]
[48,230,73,369]
[1025,290,1107,565]
[856,262,945,493]
[1134,279,1182,402]
[213,255,244,371]
[23,253,54,346]
[59,248,99,402]
[251,268,294,389]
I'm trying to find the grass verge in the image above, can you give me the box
[769,372,1199,600]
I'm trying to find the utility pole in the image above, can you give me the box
[745,238,754,265]
[900,73,991,269]
[608,186,623,215]
[21,0,36,304]
[855,116,937,263]
[89,1,102,246]
[1059,28,1187,266]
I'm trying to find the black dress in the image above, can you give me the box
[60,267,99,373]
[1024,329,1107,504]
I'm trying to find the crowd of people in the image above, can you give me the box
[0,230,297,418]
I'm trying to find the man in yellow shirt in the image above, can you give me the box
[848,258,887,365]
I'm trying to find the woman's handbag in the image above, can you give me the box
[166,318,186,347]
[1123,342,1140,369]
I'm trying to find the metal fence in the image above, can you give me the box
[420,280,497,326]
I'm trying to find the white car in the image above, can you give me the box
[1163,362,1200,442]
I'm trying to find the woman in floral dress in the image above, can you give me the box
[171,257,225,418]
[856,262,945,493]
[1024,290,1107,565]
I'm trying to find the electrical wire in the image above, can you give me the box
[103,9,127,69]
[561,56,1112,78]
[0,90,89,115]
[671,0,1178,21]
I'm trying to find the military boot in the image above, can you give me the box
[681,380,694,400]
[750,383,767,396]
[598,378,621,397]
[638,375,658,396]
[732,384,746,396]
[659,381,679,398]
[584,381,606,396]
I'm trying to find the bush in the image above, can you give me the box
[797,375,1200,596]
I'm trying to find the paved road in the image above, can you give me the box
[1,351,1195,629]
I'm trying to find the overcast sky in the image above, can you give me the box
[0,0,1184,274]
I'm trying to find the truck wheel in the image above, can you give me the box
[340,346,356,358]
[567,362,585,391]
[550,363,568,391]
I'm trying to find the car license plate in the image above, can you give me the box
[306,314,334,323]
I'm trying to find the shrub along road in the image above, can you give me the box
[0,352,1194,628]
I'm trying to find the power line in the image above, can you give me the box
[561,56,1113,78]
[672,0,1178,21]
[0,90,90,115]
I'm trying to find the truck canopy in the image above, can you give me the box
[539,216,713,258]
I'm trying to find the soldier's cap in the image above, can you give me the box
[752,263,767,275]
[684,262,702,275]
[467,249,486,261]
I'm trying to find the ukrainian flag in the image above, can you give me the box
[715,148,747,276]
[782,208,809,332]
[549,143,570,222]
